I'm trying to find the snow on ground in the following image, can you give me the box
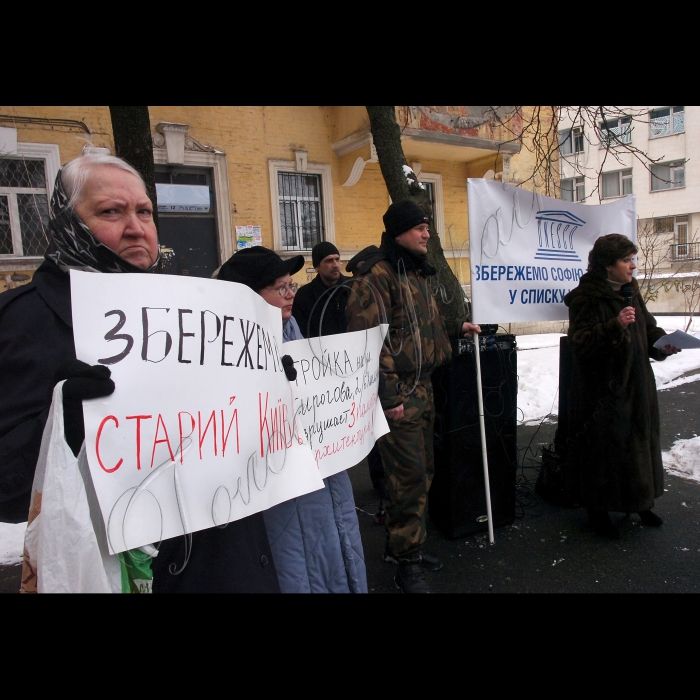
[663,436,700,482]
[515,317,700,489]
[2,317,700,566]
[517,318,700,425]
[517,335,564,425]
[0,522,26,566]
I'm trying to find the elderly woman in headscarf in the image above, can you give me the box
[0,153,280,593]
[564,233,680,539]
[217,247,368,593]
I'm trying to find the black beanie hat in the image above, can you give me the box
[312,241,340,267]
[383,200,429,238]
[217,246,304,291]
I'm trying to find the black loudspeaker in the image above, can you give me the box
[554,336,573,458]
[430,335,518,538]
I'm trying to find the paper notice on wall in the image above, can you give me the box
[236,225,263,249]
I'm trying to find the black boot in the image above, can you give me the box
[394,558,433,593]
[639,510,663,526]
[384,546,443,571]
[587,509,620,539]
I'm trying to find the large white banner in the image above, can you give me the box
[70,271,388,554]
[467,179,637,324]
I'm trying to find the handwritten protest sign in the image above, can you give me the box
[70,270,326,554]
[286,325,390,479]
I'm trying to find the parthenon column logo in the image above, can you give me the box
[534,210,585,262]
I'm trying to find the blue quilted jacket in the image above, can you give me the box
[263,317,368,593]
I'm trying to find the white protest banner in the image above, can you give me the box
[467,179,637,323]
[70,270,325,555]
[285,326,390,479]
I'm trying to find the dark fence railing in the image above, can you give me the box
[669,242,700,261]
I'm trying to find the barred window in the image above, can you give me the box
[599,116,632,148]
[0,157,50,257]
[277,172,325,251]
[650,106,684,139]
[653,216,675,234]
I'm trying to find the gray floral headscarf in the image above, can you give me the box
[45,167,161,274]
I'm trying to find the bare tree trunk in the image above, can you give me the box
[366,106,469,326]
[108,106,159,233]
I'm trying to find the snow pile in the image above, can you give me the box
[516,320,700,423]
[663,436,700,482]
[517,342,562,425]
[0,522,25,566]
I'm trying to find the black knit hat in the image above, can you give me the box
[217,246,304,291]
[312,241,340,267]
[383,200,429,238]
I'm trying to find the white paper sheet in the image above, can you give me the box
[653,329,700,350]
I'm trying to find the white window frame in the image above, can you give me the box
[675,215,689,258]
[601,169,633,199]
[657,215,691,260]
[0,142,60,270]
[559,126,584,156]
[416,171,445,246]
[649,106,684,139]
[650,160,685,192]
[599,116,632,148]
[269,159,335,254]
[152,146,233,263]
[561,176,585,202]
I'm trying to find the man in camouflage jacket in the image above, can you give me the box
[345,200,479,593]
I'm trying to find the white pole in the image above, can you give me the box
[472,331,495,544]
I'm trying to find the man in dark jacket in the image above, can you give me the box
[292,242,387,497]
[345,200,479,593]
[292,242,350,338]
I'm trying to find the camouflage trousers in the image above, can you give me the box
[378,379,434,560]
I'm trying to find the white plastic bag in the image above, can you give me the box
[21,382,122,593]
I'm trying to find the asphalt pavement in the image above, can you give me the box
[2,380,698,595]
[352,380,700,594]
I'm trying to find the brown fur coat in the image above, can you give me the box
[563,273,668,512]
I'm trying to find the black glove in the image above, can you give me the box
[56,360,115,457]
[281,355,297,382]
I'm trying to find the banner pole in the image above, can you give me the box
[473,330,495,544]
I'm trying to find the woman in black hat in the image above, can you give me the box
[218,247,368,593]
[218,246,305,341]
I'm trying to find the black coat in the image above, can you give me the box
[292,273,350,338]
[0,260,75,522]
[564,274,667,513]
[0,259,279,592]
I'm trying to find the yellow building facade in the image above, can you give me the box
[0,106,553,292]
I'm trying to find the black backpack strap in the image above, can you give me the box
[346,245,388,276]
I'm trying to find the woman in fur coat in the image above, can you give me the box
[564,234,680,538]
